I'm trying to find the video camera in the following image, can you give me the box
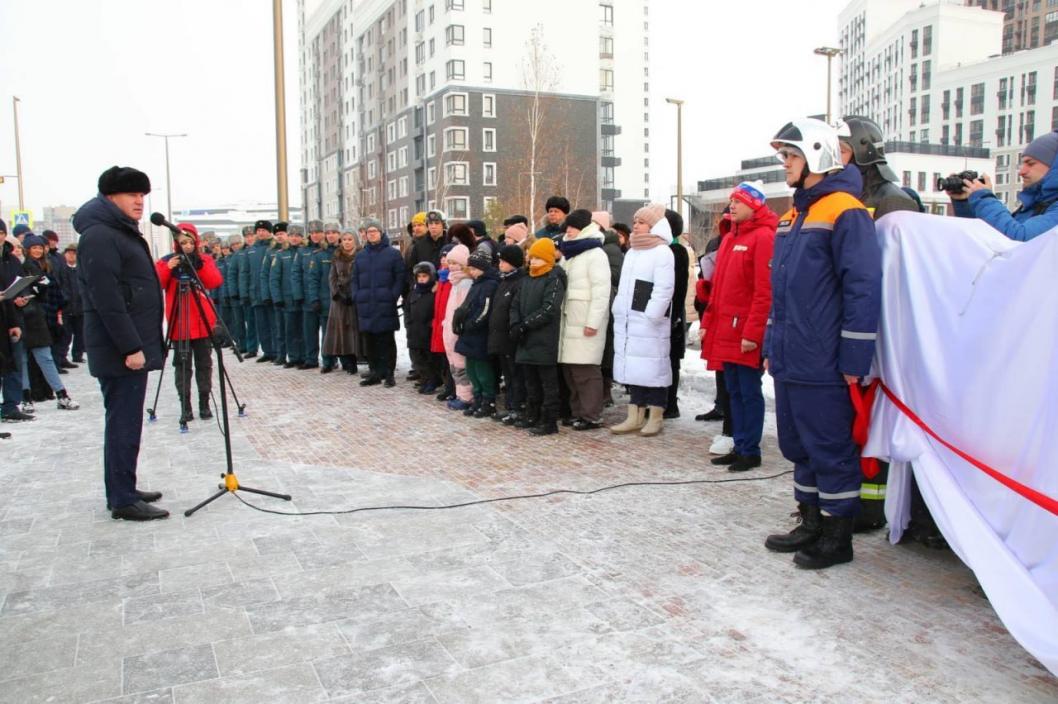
[937,170,983,194]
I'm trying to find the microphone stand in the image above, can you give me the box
[157,227,292,517]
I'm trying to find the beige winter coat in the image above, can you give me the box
[558,223,611,365]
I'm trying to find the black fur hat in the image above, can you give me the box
[273,221,289,234]
[544,196,570,214]
[254,220,273,233]
[97,166,151,195]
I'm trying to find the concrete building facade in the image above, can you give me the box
[966,0,1058,53]
[299,0,649,235]
[839,0,1058,207]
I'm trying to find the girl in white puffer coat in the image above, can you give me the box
[610,203,675,436]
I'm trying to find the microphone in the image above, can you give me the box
[150,212,182,235]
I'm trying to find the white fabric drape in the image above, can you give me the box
[864,211,1058,676]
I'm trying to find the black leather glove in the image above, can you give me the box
[312,301,322,313]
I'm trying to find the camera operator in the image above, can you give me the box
[155,224,222,425]
[949,130,1058,242]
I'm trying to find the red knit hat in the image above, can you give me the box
[730,181,767,211]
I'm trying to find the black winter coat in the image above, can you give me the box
[405,235,445,276]
[0,241,23,373]
[602,231,624,293]
[405,283,435,350]
[61,264,84,316]
[454,268,499,360]
[72,195,165,378]
[19,259,54,349]
[510,267,566,366]
[350,235,405,333]
[487,268,524,357]
[669,241,689,361]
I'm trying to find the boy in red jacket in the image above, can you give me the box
[155,223,222,426]
[700,181,776,472]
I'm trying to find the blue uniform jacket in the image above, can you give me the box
[766,165,881,385]
[305,244,335,314]
[269,246,299,305]
[350,234,405,333]
[241,239,273,305]
[291,243,318,310]
[953,159,1058,241]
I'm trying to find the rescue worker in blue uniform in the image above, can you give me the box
[224,233,247,354]
[293,221,324,369]
[272,225,304,368]
[263,222,288,365]
[232,226,257,356]
[240,220,274,362]
[215,242,234,334]
[762,118,882,570]
[308,224,340,372]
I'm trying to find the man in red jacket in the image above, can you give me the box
[700,181,776,472]
[155,223,223,426]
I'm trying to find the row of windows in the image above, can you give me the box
[363,126,496,179]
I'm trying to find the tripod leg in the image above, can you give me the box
[183,487,228,517]
[237,486,293,501]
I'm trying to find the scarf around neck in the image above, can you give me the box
[630,231,666,250]
[558,237,602,259]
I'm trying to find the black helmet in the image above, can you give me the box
[836,115,898,182]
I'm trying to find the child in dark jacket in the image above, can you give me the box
[487,244,527,424]
[509,238,566,436]
[454,250,500,418]
[406,262,440,393]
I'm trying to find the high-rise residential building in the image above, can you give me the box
[966,0,1058,53]
[838,0,1058,207]
[299,0,650,233]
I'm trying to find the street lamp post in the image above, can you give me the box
[814,47,842,124]
[145,132,188,220]
[12,97,24,210]
[665,97,685,221]
[273,0,290,222]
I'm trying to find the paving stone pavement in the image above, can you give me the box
[1,347,1056,704]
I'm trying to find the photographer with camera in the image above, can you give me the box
[155,223,222,425]
[948,130,1058,242]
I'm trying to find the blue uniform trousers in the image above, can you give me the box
[99,373,148,509]
[301,308,320,365]
[253,305,272,358]
[724,362,765,457]
[284,308,303,364]
[242,303,257,354]
[774,379,862,518]
[272,305,286,362]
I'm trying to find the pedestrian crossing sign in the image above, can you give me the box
[12,210,32,228]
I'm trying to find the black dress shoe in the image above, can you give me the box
[663,408,680,419]
[320,366,334,374]
[58,368,69,375]
[300,363,318,370]
[60,360,78,369]
[572,418,603,431]
[560,417,574,427]
[1,410,35,422]
[256,355,273,363]
[283,361,299,368]
[383,376,396,388]
[111,501,169,521]
[695,408,725,422]
[359,375,382,387]
[729,454,762,472]
[136,489,163,503]
[245,352,258,358]
[710,451,739,466]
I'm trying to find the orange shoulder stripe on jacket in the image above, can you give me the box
[805,191,867,226]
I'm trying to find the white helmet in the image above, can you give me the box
[770,118,844,175]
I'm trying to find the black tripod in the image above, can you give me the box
[147,278,247,431]
[148,231,291,517]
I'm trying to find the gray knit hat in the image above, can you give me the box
[1023,130,1058,167]
[307,219,324,232]
[361,218,383,232]
[323,222,341,232]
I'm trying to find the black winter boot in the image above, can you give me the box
[764,503,823,553]
[529,419,559,436]
[199,396,213,420]
[463,397,481,417]
[514,414,537,429]
[473,401,496,419]
[794,515,855,569]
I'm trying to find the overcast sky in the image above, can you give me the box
[0,0,849,221]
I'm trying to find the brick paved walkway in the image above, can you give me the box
[1,346,1055,703]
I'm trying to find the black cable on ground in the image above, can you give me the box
[230,469,794,516]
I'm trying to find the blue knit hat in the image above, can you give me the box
[1023,130,1058,167]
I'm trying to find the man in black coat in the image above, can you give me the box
[0,219,32,428]
[73,166,169,521]
[663,209,689,419]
